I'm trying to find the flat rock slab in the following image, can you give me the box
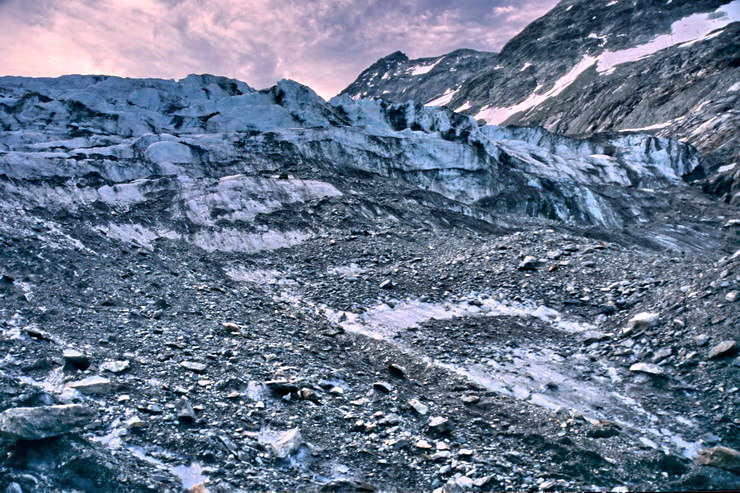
[0,404,95,440]
[180,361,208,373]
[62,349,91,369]
[67,376,111,394]
[629,363,664,376]
[708,340,737,359]
[628,312,660,330]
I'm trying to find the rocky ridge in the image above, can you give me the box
[341,0,740,203]
[339,49,498,106]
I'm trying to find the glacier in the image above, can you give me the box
[0,74,718,255]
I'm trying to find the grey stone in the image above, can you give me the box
[627,312,660,331]
[428,416,452,434]
[180,361,208,373]
[0,404,95,440]
[372,381,393,393]
[708,341,737,359]
[62,349,90,370]
[695,446,740,474]
[67,376,111,394]
[270,428,302,459]
[175,397,196,422]
[518,256,539,271]
[629,363,664,376]
[100,360,130,373]
[408,398,429,415]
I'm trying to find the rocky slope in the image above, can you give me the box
[341,0,740,204]
[338,49,498,107]
[0,74,738,492]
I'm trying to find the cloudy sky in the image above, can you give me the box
[0,0,559,99]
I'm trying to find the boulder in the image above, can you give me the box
[708,341,737,360]
[0,404,95,440]
[67,376,111,395]
[270,428,302,459]
[628,312,660,330]
[695,446,740,474]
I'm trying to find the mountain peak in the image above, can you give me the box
[382,50,409,62]
[339,49,498,104]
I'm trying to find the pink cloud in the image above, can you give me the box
[0,0,559,99]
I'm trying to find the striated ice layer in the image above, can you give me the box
[0,73,708,252]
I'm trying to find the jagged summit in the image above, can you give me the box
[339,48,498,105]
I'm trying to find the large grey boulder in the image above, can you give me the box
[0,404,95,440]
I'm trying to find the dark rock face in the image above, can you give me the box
[339,49,498,105]
[342,0,740,203]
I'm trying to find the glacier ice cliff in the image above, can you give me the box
[0,74,722,253]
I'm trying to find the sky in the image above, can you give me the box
[0,0,559,99]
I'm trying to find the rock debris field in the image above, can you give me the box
[0,74,738,492]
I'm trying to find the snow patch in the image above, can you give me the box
[475,56,597,124]
[597,1,740,75]
[619,121,673,132]
[718,163,736,173]
[409,59,442,76]
[425,87,460,107]
[455,101,472,112]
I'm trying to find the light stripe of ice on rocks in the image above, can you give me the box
[322,294,701,458]
[192,229,311,253]
[96,223,181,250]
[286,291,702,458]
[225,268,293,285]
[92,419,210,490]
[326,295,593,341]
[181,175,342,226]
[97,222,311,253]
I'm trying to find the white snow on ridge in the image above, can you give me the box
[618,121,673,132]
[425,87,460,107]
[409,58,442,76]
[597,0,740,75]
[475,1,739,124]
[475,56,597,124]
[455,101,472,112]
